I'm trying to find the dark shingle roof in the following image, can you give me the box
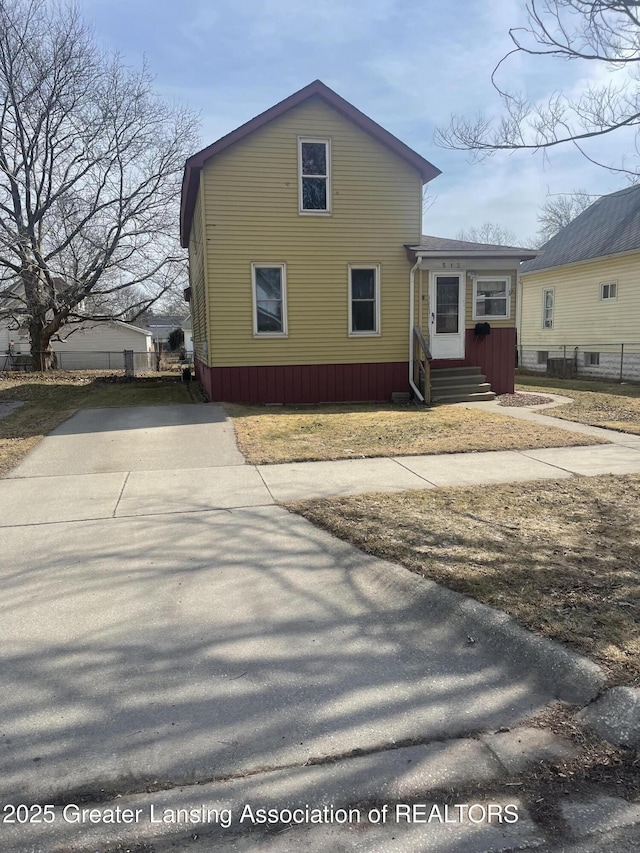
[406,235,537,260]
[521,185,640,273]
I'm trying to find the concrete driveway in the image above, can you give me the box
[0,404,614,850]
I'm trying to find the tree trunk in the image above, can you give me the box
[29,322,55,371]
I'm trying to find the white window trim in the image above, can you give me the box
[348,264,381,337]
[600,281,617,301]
[472,275,511,321]
[298,137,331,215]
[251,263,288,337]
[542,287,554,330]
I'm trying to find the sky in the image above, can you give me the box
[82,0,634,245]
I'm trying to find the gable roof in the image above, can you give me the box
[407,235,537,260]
[180,80,441,247]
[521,185,640,274]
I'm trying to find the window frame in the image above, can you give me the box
[348,264,381,337]
[600,281,617,301]
[585,351,600,366]
[472,275,511,321]
[537,350,548,365]
[542,287,554,330]
[251,263,288,338]
[298,137,331,215]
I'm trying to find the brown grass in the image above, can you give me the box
[289,474,640,686]
[0,371,198,477]
[224,402,605,464]
[516,374,640,434]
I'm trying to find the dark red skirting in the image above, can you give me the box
[194,360,410,404]
[430,327,516,395]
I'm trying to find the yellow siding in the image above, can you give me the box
[200,96,422,367]
[520,252,640,346]
[189,177,207,363]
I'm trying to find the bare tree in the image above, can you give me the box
[0,0,199,369]
[456,222,519,245]
[435,1,640,177]
[536,189,595,243]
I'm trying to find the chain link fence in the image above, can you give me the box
[519,342,640,382]
[1,350,156,373]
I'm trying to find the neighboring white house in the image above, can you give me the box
[519,185,640,382]
[1,319,153,370]
[142,314,189,350]
[182,315,193,354]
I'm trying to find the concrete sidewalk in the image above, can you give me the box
[2,401,640,522]
[1,401,638,852]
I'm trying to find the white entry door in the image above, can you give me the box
[429,272,465,359]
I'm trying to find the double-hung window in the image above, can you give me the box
[299,138,330,213]
[349,265,380,335]
[542,288,554,329]
[473,276,510,319]
[252,263,287,336]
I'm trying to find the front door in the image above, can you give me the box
[429,272,465,359]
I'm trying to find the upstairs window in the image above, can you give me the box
[299,138,330,214]
[252,264,287,336]
[349,265,380,335]
[473,276,510,319]
[600,281,617,301]
[542,288,554,329]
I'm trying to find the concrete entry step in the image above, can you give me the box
[431,391,497,404]
[430,366,495,404]
[430,373,488,387]
[431,382,492,395]
[430,366,483,377]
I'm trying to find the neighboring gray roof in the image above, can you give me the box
[144,314,187,328]
[521,185,640,273]
[407,235,537,260]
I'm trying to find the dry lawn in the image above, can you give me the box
[517,374,640,435]
[0,372,198,477]
[225,402,604,464]
[289,475,640,686]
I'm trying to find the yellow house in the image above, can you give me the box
[519,186,640,381]
[181,81,535,403]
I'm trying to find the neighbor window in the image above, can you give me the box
[473,276,510,319]
[251,263,287,336]
[537,350,548,365]
[299,138,330,213]
[542,288,554,329]
[349,265,380,335]
[600,281,617,301]
[585,352,600,366]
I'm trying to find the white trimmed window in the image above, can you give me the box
[542,288,554,329]
[585,352,600,366]
[348,265,380,335]
[537,350,548,365]
[600,281,617,301]
[473,276,510,319]
[251,264,287,336]
[299,138,331,214]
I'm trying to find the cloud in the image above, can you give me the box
[80,0,636,240]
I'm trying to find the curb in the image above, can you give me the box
[578,686,640,747]
[451,590,607,706]
[357,552,607,708]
